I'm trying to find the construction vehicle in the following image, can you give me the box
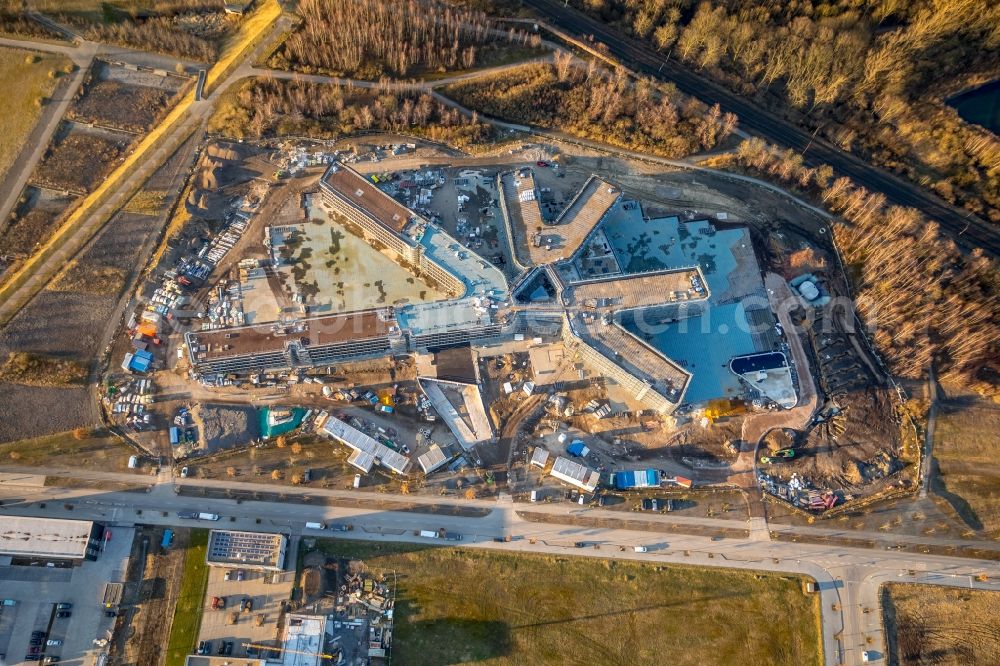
[761,448,796,464]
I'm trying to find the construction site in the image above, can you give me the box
[98,133,912,525]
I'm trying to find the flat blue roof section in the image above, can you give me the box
[627,301,757,403]
[604,208,771,404]
[604,212,743,296]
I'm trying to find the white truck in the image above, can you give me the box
[198,512,220,521]
[418,530,440,539]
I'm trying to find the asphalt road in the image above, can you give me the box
[522,0,1000,258]
[1,473,998,665]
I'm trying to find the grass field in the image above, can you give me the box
[164,528,209,666]
[884,583,1000,665]
[0,351,87,386]
[0,46,71,182]
[0,428,137,471]
[305,540,822,666]
[931,394,1000,538]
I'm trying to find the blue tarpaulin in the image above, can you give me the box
[613,469,661,489]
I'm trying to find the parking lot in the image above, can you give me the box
[197,564,295,657]
[0,526,133,666]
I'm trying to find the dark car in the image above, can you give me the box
[55,603,71,610]
[56,611,71,619]
[223,642,234,656]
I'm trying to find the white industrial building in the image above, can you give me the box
[206,530,287,571]
[0,516,105,563]
[549,456,600,492]
[321,414,410,475]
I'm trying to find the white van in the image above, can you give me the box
[353,474,361,489]
[304,522,326,530]
[633,546,648,553]
[530,490,538,502]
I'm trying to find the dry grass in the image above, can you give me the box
[123,189,167,215]
[0,351,87,387]
[0,46,71,182]
[33,130,129,194]
[0,427,137,471]
[305,540,822,666]
[71,80,175,132]
[50,259,128,295]
[931,394,1000,538]
[885,583,1000,665]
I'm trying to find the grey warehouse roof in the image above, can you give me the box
[0,516,97,559]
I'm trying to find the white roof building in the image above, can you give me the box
[0,516,104,562]
[417,444,450,475]
[529,447,550,469]
[550,456,600,492]
[322,415,410,475]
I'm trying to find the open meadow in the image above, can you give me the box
[304,539,822,666]
[0,46,71,182]
[884,583,1000,665]
[931,393,1000,539]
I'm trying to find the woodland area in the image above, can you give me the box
[444,57,736,157]
[44,0,236,62]
[573,0,1000,224]
[723,137,1000,400]
[209,77,494,147]
[269,0,543,79]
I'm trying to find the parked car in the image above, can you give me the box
[224,570,232,581]
[236,569,245,582]
[55,611,71,619]
[55,603,71,610]
[242,598,253,613]
[46,641,62,647]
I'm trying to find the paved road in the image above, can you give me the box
[521,0,1000,258]
[0,476,997,666]
[0,37,96,225]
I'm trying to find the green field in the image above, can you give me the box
[932,394,1000,538]
[165,529,210,666]
[305,540,822,666]
[0,46,71,182]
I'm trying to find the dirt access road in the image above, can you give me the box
[740,273,819,448]
[0,5,288,327]
[0,36,96,225]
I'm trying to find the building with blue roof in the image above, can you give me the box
[613,469,661,490]
[600,208,782,405]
